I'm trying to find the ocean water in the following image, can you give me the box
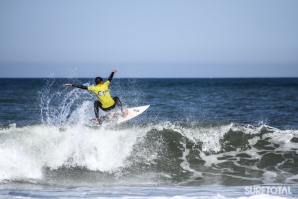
[0,78,298,198]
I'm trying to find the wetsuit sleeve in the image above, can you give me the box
[108,72,115,82]
[72,84,88,90]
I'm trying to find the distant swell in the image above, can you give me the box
[0,122,298,186]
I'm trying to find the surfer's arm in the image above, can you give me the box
[108,70,117,82]
[65,84,88,90]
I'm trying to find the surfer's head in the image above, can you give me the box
[95,77,103,85]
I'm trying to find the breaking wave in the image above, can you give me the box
[1,120,298,187]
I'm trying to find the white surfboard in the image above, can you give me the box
[89,105,150,126]
[116,105,150,124]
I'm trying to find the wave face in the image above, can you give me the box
[1,122,298,186]
[0,78,298,187]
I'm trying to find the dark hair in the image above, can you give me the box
[95,77,103,85]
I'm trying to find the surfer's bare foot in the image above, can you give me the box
[122,109,128,118]
[91,118,102,125]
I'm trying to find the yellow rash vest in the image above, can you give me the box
[87,80,115,108]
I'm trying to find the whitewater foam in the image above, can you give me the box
[1,120,298,186]
[0,123,150,183]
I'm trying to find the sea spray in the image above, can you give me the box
[38,77,94,126]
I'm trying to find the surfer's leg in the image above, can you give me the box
[94,100,103,124]
[113,97,123,113]
[113,97,128,117]
[94,100,101,118]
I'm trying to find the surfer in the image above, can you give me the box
[65,70,128,125]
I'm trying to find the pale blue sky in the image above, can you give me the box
[0,0,298,77]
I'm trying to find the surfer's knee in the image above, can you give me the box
[113,97,121,105]
[94,100,100,107]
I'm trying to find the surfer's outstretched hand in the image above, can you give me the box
[112,70,117,73]
[65,84,72,86]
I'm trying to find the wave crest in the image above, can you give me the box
[1,122,297,186]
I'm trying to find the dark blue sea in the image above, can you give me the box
[0,78,298,198]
